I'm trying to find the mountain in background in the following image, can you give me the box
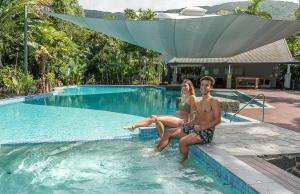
[84,10,125,19]
[84,0,298,20]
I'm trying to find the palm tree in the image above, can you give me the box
[34,46,51,92]
[233,0,272,19]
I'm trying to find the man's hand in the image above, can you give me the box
[194,125,203,132]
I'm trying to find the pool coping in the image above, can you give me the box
[195,145,293,194]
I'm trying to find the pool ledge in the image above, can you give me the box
[195,145,292,194]
[139,122,300,193]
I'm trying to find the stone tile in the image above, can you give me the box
[214,123,300,156]
[250,182,293,194]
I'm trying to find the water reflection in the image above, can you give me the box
[24,88,178,117]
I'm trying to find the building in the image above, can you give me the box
[158,7,299,89]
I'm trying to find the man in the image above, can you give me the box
[152,76,221,161]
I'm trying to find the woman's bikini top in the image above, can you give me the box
[178,101,191,113]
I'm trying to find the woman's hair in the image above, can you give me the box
[181,79,195,96]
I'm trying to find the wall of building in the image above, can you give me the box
[177,63,282,88]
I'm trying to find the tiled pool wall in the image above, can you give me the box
[139,127,258,194]
[189,146,258,194]
[0,134,139,147]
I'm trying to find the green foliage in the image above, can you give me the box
[294,5,300,20]
[86,75,96,84]
[287,35,300,87]
[46,72,55,89]
[0,65,35,96]
[1,1,161,97]
[222,0,272,19]
[19,74,36,95]
[208,0,296,20]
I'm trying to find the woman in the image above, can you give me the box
[124,79,197,138]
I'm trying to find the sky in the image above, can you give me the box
[78,0,299,12]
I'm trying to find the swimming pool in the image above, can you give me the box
[0,86,249,144]
[0,86,251,193]
[0,140,235,194]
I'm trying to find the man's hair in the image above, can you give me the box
[200,76,215,86]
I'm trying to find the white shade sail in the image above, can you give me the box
[46,12,300,58]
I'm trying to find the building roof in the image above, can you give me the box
[46,11,300,58]
[168,39,300,65]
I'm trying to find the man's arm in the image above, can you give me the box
[197,99,221,130]
[188,96,197,121]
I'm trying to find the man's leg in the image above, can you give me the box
[154,127,186,152]
[179,133,201,161]
[155,120,165,138]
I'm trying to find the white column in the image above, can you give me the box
[172,65,177,84]
[284,64,292,89]
[226,64,232,89]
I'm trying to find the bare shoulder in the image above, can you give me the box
[210,96,220,104]
[189,95,196,101]
[210,97,221,109]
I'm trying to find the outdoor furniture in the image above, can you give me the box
[235,77,264,89]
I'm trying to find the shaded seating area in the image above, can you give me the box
[235,77,264,89]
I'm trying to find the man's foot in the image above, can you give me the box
[147,149,159,156]
[123,125,135,131]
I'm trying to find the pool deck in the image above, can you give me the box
[201,122,300,194]
[214,122,300,156]
[238,89,300,133]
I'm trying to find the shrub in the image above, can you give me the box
[19,74,36,95]
[86,75,97,84]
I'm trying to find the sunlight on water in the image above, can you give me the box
[0,140,234,194]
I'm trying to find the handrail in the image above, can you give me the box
[230,93,265,122]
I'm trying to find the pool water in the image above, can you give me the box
[0,87,173,144]
[166,89,265,108]
[0,86,250,144]
[211,90,264,108]
[0,140,234,194]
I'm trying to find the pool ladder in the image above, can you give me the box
[230,93,265,122]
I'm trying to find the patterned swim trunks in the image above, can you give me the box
[182,125,214,144]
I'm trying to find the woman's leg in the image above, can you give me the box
[125,115,183,134]
[124,115,157,131]
[157,116,184,128]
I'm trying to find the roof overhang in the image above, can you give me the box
[45,12,300,58]
[168,39,300,65]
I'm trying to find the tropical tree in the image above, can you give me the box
[218,0,272,19]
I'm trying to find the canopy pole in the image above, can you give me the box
[284,64,291,89]
[172,65,177,84]
[226,64,232,89]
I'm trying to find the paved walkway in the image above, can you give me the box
[214,122,300,156]
[238,89,300,133]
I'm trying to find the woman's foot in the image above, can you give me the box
[123,125,135,131]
